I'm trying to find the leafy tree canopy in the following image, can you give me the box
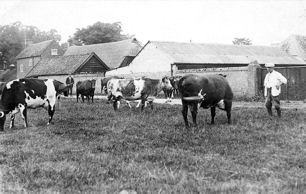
[0,21,61,66]
[68,22,132,45]
[232,37,252,45]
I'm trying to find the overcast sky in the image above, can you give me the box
[1,0,306,46]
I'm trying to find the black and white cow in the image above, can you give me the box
[178,74,233,127]
[107,77,168,111]
[0,78,69,131]
[101,76,123,94]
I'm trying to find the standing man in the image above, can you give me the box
[66,75,74,96]
[264,63,287,117]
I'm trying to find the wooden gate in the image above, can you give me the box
[257,66,306,101]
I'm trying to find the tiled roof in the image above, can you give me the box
[26,53,105,77]
[149,41,306,65]
[64,38,142,69]
[16,40,54,59]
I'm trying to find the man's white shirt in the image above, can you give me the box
[264,70,287,97]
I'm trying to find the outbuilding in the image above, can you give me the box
[26,52,109,94]
[107,41,306,99]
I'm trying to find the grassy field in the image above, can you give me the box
[0,98,306,193]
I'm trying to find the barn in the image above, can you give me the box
[281,35,306,61]
[64,38,142,70]
[106,41,306,98]
[26,52,109,94]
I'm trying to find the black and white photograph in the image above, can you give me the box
[0,0,306,193]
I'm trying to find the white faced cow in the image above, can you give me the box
[0,78,69,131]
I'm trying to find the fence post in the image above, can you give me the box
[286,68,289,102]
[247,60,261,98]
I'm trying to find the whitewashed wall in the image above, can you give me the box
[38,73,105,95]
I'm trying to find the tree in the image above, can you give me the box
[0,21,61,67]
[232,38,252,45]
[68,22,132,45]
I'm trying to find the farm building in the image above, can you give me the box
[26,52,110,94]
[106,41,306,99]
[16,40,64,78]
[64,38,142,70]
[281,35,306,61]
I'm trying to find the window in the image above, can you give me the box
[51,49,58,56]
[20,64,24,72]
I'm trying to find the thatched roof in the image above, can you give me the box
[26,53,109,77]
[281,35,306,61]
[147,41,305,65]
[16,40,54,59]
[64,38,142,69]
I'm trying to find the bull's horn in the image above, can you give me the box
[0,111,5,118]
[182,96,204,101]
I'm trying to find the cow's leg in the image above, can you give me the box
[76,92,79,102]
[107,95,112,104]
[126,100,132,109]
[190,102,198,127]
[18,103,28,128]
[9,107,20,128]
[141,98,147,111]
[47,104,55,125]
[224,100,232,124]
[182,100,189,127]
[113,100,120,110]
[135,100,141,108]
[210,106,216,124]
[92,95,94,103]
[81,95,85,103]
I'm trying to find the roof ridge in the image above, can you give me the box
[150,41,283,49]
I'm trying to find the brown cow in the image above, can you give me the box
[76,79,96,103]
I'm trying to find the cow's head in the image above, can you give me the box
[161,76,173,90]
[0,102,6,131]
[91,79,96,89]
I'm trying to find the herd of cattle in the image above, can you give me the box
[0,74,233,131]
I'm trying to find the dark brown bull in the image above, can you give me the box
[178,74,233,127]
[76,79,96,103]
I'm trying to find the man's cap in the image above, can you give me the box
[265,63,275,68]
